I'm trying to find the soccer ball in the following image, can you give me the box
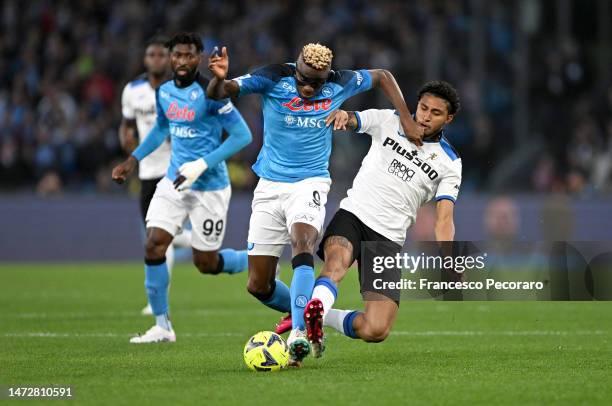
[243,331,289,372]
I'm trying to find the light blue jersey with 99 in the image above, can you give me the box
[234,64,372,182]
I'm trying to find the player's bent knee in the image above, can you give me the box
[290,236,316,254]
[193,256,217,274]
[246,277,272,299]
[361,323,391,343]
[145,238,168,260]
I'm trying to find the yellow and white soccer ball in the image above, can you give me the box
[243,331,289,372]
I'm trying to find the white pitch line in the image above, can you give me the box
[0,332,245,338]
[0,330,607,339]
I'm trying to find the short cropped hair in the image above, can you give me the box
[418,81,460,115]
[165,32,203,52]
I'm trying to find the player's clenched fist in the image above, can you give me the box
[111,156,137,184]
[208,46,229,80]
[400,117,425,147]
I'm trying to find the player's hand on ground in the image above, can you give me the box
[326,109,349,130]
[208,46,229,80]
[174,158,208,191]
[111,156,137,184]
[401,118,424,147]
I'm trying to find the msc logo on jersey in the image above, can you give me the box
[170,125,197,138]
[284,115,326,129]
[321,86,333,97]
[282,97,332,112]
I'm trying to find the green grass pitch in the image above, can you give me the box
[1,263,611,405]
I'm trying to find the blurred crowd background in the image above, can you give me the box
[1,0,611,197]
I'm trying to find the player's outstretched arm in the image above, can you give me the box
[325,110,358,131]
[368,69,423,146]
[434,199,455,241]
[207,47,240,100]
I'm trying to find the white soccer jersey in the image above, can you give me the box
[121,76,171,180]
[339,109,462,243]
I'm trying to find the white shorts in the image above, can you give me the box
[247,177,331,257]
[146,177,231,251]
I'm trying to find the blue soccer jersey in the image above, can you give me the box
[152,75,244,191]
[234,64,372,182]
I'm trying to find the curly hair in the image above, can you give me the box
[418,81,460,115]
[165,32,203,52]
[301,43,333,70]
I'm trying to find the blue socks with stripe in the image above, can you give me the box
[218,248,248,274]
[144,257,172,330]
[290,253,315,330]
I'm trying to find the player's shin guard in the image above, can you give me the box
[218,249,248,274]
[290,253,315,330]
[312,277,337,319]
[257,279,291,313]
[325,309,361,339]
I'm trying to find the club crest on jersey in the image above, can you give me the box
[321,86,332,97]
[190,90,200,100]
[428,153,438,160]
[166,102,196,121]
[282,97,332,112]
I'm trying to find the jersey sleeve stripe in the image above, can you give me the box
[435,195,456,203]
[355,111,362,132]
[440,138,460,161]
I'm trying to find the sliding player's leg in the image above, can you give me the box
[304,235,354,357]
[325,296,398,343]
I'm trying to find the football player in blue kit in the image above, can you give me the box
[112,33,252,344]
[207,43,424,365]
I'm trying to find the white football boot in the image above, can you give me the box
[130,325,176,344]
[287,328,310,367]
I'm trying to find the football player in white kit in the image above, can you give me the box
[119,36,191,315]
[303,81,462,355]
